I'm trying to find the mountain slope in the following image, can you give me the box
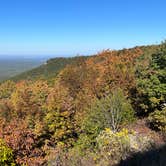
[11,56,89,81]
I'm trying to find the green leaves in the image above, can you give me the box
[83,89,135,134]
[135,42,166,114]
[148,107,166,132]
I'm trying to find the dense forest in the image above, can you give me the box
[0,42,166,166]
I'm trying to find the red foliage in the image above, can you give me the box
[0,119,46,166]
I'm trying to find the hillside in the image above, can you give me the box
[10,45,159,82]
[0,57,45,82]
[11,56,89,81]
[0,42,165,166]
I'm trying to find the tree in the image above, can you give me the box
[44,83,77,146]
[82,89,135,140]
[135,42,166,115]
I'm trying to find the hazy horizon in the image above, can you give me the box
[0,54,71,59]
[0,41,162,58]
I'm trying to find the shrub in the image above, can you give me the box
[96,128,130,165]
[47,147,96,166]
[77,88,135,153]
[50,128,155,166]
[148,107,166,132]
[0,139,15,166]
[95,128,155,166]
[82,88,135,135]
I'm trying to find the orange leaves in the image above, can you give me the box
[0,119,46,165]
[8,80,50,120]
[46,83,73,112]
[88,48,143,95]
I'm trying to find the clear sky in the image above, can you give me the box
[0,0,166,56]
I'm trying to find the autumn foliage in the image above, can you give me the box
[0,43,165,165]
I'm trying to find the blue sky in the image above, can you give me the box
[0,0,166,56]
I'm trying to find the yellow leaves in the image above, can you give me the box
[105,128,111,133]
[97,128,130,147]
[61,111,70,117]
[96,128,132,165]
[149,97,161,104]
[34,121,45,136]
[102,128,130,141]
[116,128,129,137]
[54,129,65,138]
[0,139,16,165]
[46,82,73,112]
[57,141,65,148]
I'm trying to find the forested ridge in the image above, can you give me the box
[10,56,89,82]
[0,42,166,166]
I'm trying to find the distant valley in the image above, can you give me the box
[0,56,47,81]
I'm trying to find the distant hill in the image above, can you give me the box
[0,57,45,82]
[11,56,89,81]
